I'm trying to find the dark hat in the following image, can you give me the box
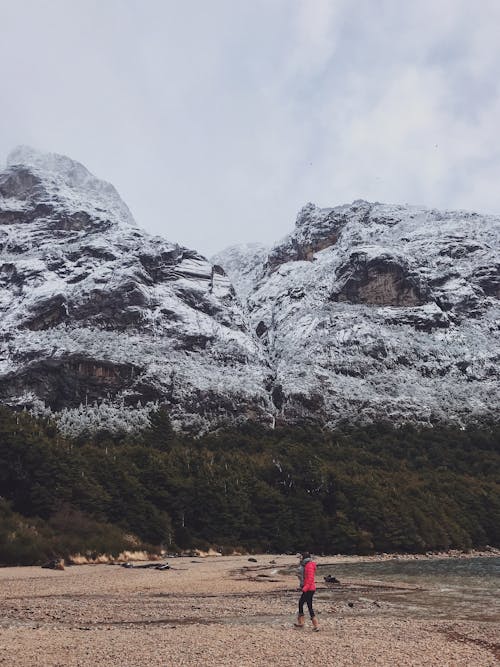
[301,551,311,559]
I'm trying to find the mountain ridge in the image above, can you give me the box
[215,199,499,427]
[0,147,499,433]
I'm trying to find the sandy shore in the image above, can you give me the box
[0,554,498,666]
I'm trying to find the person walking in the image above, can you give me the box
[294,551,319,631]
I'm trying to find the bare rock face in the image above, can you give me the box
[217,201,500,428]
[0,356,138,411]
[474,263,500,299]
[333,252,428,306]
[0,147,272,434]
[265,201,350,270]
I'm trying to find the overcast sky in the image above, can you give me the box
[1,1,499,256]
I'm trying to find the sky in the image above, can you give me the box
[1,0,499,256]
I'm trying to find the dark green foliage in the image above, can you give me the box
[141,407,174,451]
[0,498,53,565]
[0,498,138,565]
[0,406,498,564]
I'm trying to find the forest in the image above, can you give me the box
[0,405,498,565]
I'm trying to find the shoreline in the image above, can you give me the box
[1,546,498,572]
[25,545,500,569]
[0,554,498,666]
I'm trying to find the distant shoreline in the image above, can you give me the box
[310,547,500,566]
[1,546,499,569]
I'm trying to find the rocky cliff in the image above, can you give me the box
[1,148,498,434]
[0,147,272,434]
[214,200,500,427]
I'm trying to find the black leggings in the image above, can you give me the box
[298,590,315,618]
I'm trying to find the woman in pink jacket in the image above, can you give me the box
[294,551,319,631]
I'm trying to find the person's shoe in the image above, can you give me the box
[312,617,320,632]
[294,614,305,628]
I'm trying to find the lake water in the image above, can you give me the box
[318,556,500,622]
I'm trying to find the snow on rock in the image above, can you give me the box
[1,148,498,434]
[0,147,273,434]
[216,200,500,427]
[5,145,136,229]
[211,243,269,301]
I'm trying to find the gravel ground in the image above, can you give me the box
[0,555,498,666]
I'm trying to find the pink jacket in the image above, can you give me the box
[302,560,317,592]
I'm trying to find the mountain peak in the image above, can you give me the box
[8,145,91,180]
[0,147,269,435]
[4,146,136,228]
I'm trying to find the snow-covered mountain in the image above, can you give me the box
[216,200,500,427]
[0,147,272,434]
[212,243,269,301]
[0,148,498,434]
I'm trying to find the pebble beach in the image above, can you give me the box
[0,554,498,666]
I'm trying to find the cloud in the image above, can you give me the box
[0,0,499,255]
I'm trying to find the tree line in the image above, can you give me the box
[0,406,498,564]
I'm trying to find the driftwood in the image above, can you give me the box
[41,559,65,571]
[121,562,170,570]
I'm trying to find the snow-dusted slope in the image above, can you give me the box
[216,200,500,427]
[211,243,269,301]
[1,148,498,434]
[0,147,272,434]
